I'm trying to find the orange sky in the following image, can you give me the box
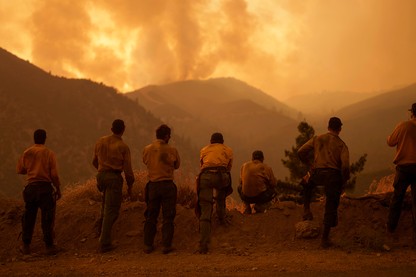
[1,0,415,100]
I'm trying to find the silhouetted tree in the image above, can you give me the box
[281,121,315,183]
[277,121,367,200]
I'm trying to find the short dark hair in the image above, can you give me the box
[156,124,171,139]
[111,119,125,134]
[409,103,416,116]
[328,117,342,131]
[252,150,264,161]
[210,132,224,144]
[34,129,46,144]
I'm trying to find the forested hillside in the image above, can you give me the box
[0,48,198,197]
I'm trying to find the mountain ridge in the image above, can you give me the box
[0,47,197,197]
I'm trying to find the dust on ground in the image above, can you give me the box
[1,181,416,276]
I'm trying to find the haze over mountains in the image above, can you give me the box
[0,47,415,197]
[285,91,379,119]
[0,48,197,197]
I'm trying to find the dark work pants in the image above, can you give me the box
[144,181,177,248]
[198,171,230,247]
[387,164,416,233]
[22,182,56,246]
[307,169,343,227]
[237,185,276,204]
[97,171,124,247]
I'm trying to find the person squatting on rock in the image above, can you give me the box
[297,117,350,248]
[238,150,277,214]
[92,119,135,253]
[196,132,233,254]
[17,129,62,255]
[386,103,416,242]
[142,124,180,254]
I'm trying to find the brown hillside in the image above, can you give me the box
[0,47,198,197]
[126,78,300,189]
[1,178,416,275]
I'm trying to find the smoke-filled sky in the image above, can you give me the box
[1,0,415,100]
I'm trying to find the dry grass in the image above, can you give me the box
[368,174,395,194]
[61,170,247,211]
[61,169,198,208]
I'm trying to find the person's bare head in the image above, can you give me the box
[409,103,416,118]
[111,119,125,135]
[34,129,46,144]
[210,132,224,144]
[252,150,264,162]
[156,124,171,142]
[328,117,342,133]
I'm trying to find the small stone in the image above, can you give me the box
[382,244,391,251]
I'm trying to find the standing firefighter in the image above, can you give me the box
[93,119,135,253]
[298,117,350,248]
[17,129,62,255]
[386,103,416,241]
[238,150,277,214]
[142,124,180,254]
[196,132,233,254]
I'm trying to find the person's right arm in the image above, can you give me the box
[297,137,314,165]
[387,123,402,147]
[49,152,62,200]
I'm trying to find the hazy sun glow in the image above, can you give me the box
[1,0,415,100]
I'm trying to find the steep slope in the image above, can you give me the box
[284,90,378,119]
[0,48,197,197]
[126,78,300,182]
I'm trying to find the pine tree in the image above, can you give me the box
[278,121,367,198]
[281,121,315,183]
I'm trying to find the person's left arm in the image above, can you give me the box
[226,147,233,171]
[92,141,99,170]
[173,148,180,169]
[16,155,27,175]
[387,123,402,147]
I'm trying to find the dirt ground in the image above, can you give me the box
[1,182,416,276]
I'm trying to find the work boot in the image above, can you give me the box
[99,244,116,253]
[46,245,63,256]
[198,244,208,254]
[385,223,395,234]
[254,202,271,213]
[20,243,31,255]
[320,238,333,249]
[321,225,332,249]
[162,246,174,254]
[243,203,252,215]
[303,210,313,221]
[143,245,154,254]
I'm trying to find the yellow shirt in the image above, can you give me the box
[143,139,180,182]
[240,160,276,197]
[16,144,61,187]
[387,118,416,165]
[92,134,134,186]
[298,132,350,181]
[200,143,233,171]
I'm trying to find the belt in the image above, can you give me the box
[201,166,227,173]
[103,169,122,174]
[27,181,52,186]
[315,168,340,173]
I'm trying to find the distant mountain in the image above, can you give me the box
[0,48,197,197]
[284,91,378,119]
[335,83,416,193]
[126,78,300,183]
